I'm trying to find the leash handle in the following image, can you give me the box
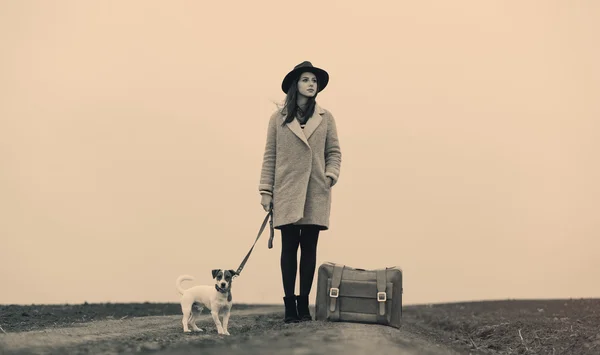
[267,207,274,249]
[234,205,274,277]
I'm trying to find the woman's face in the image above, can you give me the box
[296,72,318,98]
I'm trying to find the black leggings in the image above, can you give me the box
[280,224,320,297]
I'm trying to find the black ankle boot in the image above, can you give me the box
[283,296,300,323]
[296,295,312,321]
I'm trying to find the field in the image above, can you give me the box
[1,298,599,354]
[405,298,600,354]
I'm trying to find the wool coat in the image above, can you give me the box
[259,103,342,230]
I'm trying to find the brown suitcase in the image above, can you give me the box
[315,262,403,328]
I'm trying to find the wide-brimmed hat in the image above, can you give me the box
[281,61,329,94]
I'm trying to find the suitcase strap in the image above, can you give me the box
[376,269,387,323]
[328,263,344,321]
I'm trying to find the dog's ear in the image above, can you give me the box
[211,269,220,279]
[228,270,237,277]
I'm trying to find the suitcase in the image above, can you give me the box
[315,262,403,328]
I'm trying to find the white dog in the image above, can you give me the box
[175,269,236,335]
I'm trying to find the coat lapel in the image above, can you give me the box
[302,104,325,140]
[287,118,309,146]
[281,103,325,147]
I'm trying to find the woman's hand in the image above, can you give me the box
[261,194,272,212]
[328,176,334,187]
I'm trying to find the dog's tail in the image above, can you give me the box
[175,274,194,295]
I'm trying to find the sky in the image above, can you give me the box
[1,0,599,306]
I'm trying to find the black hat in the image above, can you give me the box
[281,61,329,94]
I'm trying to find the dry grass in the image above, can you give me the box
[2,299,600,354]
[402,298,600,354]
[0,302,261,333]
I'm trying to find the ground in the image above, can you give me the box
[1,299,598,354]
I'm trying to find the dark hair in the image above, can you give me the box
[280,76,317,126]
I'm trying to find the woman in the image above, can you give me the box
[258,61,342,323]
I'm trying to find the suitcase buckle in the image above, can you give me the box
[377,291,387,302]
[329,287,339,298]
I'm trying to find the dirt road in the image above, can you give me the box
[0,306,471,355]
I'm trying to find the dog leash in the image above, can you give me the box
[233,204,274,278]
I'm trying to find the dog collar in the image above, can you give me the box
[215,285,229,294]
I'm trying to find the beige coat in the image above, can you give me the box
[259,103,342,230]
